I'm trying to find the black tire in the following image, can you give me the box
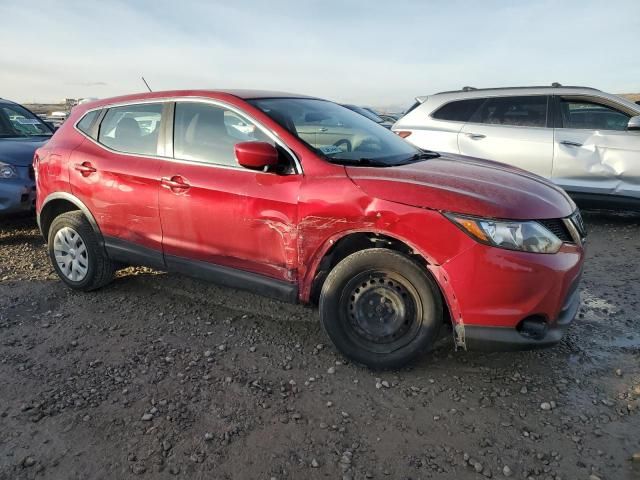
[319,248,443,369]
[48,211,115,291]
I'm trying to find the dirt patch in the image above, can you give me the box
[1,211,639,479]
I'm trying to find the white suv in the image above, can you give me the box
[393,85,640,209]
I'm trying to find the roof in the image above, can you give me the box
[415,85,640,113]
[435,85,600,95]
[71,89,322,113]
[215,89,318,99]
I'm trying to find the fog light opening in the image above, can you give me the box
[517,315,548,340]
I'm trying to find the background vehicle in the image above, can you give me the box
[361,107,401,124]
[0,98,53,215]
[36,90,584,369]
[375,112,401,124]
[341,104,394,129]
[393,85,640,209]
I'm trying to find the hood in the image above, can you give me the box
[0,137,49,167]
[346,153,576,220]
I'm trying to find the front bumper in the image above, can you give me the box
[464,280,580,350]
[0,166,36,214]
[434,240,584,351]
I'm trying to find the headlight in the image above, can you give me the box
[0,161,19,179]
[445,213,563,254]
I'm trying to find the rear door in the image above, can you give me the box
[552,95,640,198]
[70,102,167,263]
[458,95,554,178]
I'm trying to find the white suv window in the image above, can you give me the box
[470,96,548,128]
[559,98,630,131]
[432,98,485,122]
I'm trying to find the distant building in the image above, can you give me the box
[64,98,79,108]
[78,97,99,105]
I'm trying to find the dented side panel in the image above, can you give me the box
[69,138,165,252]
[159,163,301,280]
[552,128,640,198]
[295,172,478,302]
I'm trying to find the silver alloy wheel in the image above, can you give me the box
[53,227,89,282]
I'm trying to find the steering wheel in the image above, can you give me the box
[333,139,352,152]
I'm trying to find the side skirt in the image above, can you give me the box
[103,236,298,303]
[567,191,640,211]
[165,255,298,304]
[103,237,166,270]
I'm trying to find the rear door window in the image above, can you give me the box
[471,96,549,127]
[431,98,485,122]
[97,103,163,156]
[558,98,630,131]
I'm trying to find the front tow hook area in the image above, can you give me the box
[517,315,549,340]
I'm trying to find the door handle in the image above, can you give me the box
[465,133,486,140]
[560,140,583,147]
[74,162,97,176]
[161,176,190,191]
[318,127,328,132]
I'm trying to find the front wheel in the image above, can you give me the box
[319,249,443,369]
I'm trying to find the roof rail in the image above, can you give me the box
[434,85,601,95]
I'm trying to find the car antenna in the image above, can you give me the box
[141,76,153,92]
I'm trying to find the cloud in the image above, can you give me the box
[1,0,639,106]
[67,82,108,87]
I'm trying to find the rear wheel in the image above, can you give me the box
[48,211,115,291]
[319,248,443,369]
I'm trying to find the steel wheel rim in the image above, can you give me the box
[53,227,89,282]
[339,270,423,353]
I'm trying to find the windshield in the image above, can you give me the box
[248,98,426,166]
[0,103,53,138]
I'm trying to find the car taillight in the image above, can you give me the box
[396,131,412,138]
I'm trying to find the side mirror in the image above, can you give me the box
[627,115,640,131]
[235,141,279,170]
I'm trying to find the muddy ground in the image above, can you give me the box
[0,210,639,480]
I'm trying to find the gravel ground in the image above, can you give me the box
[1,210,639,480]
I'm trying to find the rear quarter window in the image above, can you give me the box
[431,98,485,122]
[76,110,100,139]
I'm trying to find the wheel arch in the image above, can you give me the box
[39,193,102,243]
[306,230,445,306]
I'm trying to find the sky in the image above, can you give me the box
[1,0,639,110]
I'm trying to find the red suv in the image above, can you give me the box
[35,90,585,369]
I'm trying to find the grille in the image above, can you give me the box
[571,211,587,238]
[538,219,572,243]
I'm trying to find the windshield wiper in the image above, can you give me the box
[396,150,440,165]
[410,151,440,161]
[325,157,390,167]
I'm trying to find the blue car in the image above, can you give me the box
[0,98,54,215]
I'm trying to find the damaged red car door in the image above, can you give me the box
[158,100,300,282]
